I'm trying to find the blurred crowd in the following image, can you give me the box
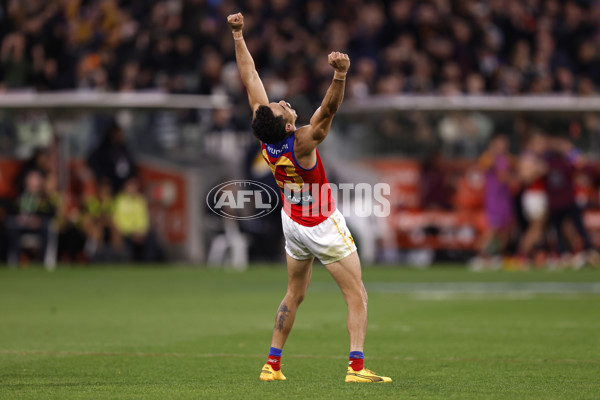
[472,133,599,269]
[0,122,163,266]
[1,0,600,110]
[1,0,600,268]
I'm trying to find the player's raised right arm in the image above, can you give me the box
[227,13,269,114]
[306,52,350,144]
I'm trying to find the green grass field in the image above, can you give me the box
[1,265,599,399]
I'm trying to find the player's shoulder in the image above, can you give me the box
[293,125,312,143]
[293,125,319,158]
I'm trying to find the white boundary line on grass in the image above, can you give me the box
[310,282,600,294]
[1,350,599,364]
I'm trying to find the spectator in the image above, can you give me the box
[420,150,452,210]
[87,121,137,193]
[15,148,52,193]
[0,0,598,103]
[438,112,493,158]
[81,179,125,262]
[6,170,56,266]
[112,177,161,262]
[45,171,85,263]
[57,206,87,263]
[0,33,29,89]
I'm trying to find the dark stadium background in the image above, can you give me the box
[0,0,599,268]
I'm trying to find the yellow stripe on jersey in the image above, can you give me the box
[261,149,304,189]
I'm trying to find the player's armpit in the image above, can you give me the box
[291,108,333,160]
[292,125,319,165]
[293,102,337,161]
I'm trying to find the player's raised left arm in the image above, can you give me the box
[306,52,350,145]
[227,13,269,114]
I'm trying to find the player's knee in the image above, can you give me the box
[359,291,368,309]
[346,286,367,307]
[362,283,368,302]
[287,291,305,306]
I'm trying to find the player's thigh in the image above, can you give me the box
[324,251,366,298]
[286,253,314,295]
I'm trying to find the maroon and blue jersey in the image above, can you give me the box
[261,132,335,227]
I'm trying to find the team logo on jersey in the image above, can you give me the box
[206,180,279,220]
[284,189,314,205]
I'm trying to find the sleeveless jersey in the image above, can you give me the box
[522,151,546,191]
[261,132,335,227]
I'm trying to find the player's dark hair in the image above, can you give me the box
[252,105,288,144]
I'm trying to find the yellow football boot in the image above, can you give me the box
[345,367,392,383]
[259,364,286,381]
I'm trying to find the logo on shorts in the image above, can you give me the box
[206,180,279,220]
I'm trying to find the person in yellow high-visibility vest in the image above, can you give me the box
[112,177,159,262]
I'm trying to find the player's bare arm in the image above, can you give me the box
[227,12,269,114]
[295,52,350,165]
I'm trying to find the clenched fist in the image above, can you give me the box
[328,52,350,73]
[227,13,244,32]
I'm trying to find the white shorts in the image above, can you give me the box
[281,208,357,265]
[522,190,548,221]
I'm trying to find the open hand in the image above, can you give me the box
[328,52,350,73]
[227,13,244,32]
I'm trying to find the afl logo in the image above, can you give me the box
[206,180,279,220]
